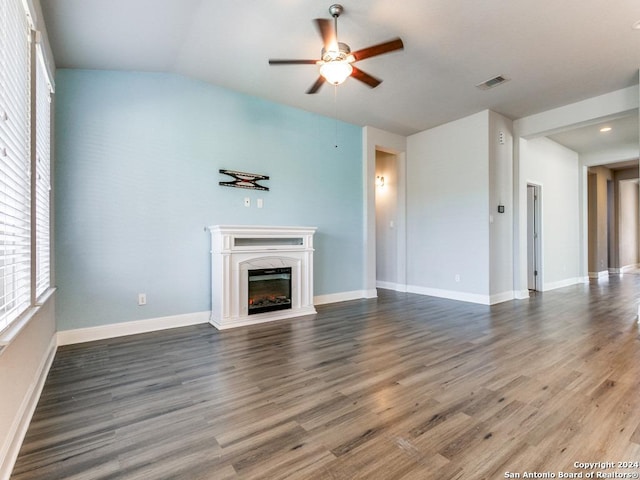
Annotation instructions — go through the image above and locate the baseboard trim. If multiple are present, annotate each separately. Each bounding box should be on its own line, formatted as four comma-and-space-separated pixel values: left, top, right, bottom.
0, 334, 57, 480
406, 284, 491, 305
314, 290, 374, 305
210, 306, 317, 330
543, 277, 583, 291
489, 291, 516, 305
376, 281, 408, 293
588, 271, 609, 279
57, 311, 210, 346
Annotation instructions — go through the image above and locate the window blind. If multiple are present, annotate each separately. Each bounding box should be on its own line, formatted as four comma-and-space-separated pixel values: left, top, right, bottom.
0, 0, 31, 331
35, 48, 51, 299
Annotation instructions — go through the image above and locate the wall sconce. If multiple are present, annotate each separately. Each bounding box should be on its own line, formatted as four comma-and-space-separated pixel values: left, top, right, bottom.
375, 175, 385, 187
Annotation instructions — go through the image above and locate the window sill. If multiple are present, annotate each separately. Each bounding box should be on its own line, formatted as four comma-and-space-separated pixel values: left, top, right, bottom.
0, 287, 56, 357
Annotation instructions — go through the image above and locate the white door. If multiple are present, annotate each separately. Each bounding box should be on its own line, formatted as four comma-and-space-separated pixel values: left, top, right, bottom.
527, 184, 541, 291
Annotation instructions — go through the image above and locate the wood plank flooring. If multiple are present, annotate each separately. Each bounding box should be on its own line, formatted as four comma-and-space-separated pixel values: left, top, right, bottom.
11, 276, 640, 479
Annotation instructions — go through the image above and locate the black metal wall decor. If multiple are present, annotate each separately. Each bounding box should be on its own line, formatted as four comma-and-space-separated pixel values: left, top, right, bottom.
219, 169, 270, 191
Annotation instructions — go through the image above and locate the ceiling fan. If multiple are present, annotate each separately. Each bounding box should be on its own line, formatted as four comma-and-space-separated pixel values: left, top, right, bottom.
268, 4, 404, 94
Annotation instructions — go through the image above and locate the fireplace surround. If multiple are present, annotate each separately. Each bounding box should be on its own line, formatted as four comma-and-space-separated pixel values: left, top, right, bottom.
208, 225, 317, 329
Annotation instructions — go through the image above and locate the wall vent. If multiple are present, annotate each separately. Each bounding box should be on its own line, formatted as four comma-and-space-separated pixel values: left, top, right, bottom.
475, 75, 510, 90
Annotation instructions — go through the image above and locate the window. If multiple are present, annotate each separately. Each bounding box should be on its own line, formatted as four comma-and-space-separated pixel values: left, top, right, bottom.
35, 46, 52, 299
0, 0, 53, 333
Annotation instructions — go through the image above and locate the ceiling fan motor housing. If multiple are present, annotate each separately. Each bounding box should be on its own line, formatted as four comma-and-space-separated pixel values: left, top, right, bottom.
321, 42, 351, 62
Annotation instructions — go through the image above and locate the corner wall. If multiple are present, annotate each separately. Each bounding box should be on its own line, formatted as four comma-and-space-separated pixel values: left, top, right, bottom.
0, 298, 57, 480
520, 137, 581, 290
406, 111, 491, 302
55, 70, 364, 331
488, 111, 514, 301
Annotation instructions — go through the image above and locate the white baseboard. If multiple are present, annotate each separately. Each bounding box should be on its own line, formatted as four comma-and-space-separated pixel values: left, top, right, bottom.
376, 281, 408, 293
543, 277, 583, 291
314, 290, 374, 305
380, 282, 514, 305
489, 291, 516, 305
57, 311, 210, 346
515, 289, 531, 299
210, 306, 317, 330
363, 288, 378, 299
406, 284, 492, 305
1, 335, 57, 480
588, 271, 609, 279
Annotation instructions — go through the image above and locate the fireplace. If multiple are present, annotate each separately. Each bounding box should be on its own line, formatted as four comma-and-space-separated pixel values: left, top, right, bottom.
208, 225, 316, 329
248, 267, 292, 315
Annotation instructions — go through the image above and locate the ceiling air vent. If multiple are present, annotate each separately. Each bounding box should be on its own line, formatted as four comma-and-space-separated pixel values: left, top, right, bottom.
476, 75, 510, 90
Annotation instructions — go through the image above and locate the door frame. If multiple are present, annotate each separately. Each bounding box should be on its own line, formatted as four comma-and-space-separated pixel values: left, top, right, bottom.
526, 183, 542, 291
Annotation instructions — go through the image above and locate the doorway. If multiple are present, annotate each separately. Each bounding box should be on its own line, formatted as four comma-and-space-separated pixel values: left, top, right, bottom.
375, 150, 399, 289
527, 184, 541, 291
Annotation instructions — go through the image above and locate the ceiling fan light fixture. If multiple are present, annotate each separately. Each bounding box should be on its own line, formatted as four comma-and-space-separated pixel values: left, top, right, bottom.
320, 60, 353, 85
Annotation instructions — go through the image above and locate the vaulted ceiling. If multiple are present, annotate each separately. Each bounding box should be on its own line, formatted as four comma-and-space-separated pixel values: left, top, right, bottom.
40, 0, 639, 155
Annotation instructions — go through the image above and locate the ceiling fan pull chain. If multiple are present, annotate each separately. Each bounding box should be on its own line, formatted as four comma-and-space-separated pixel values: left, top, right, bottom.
334, 85, 339, 148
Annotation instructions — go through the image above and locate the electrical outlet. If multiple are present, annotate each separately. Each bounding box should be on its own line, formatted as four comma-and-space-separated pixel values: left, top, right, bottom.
138, 293, 147, 306
257, 198, 263, 208
455, 274, 461, 282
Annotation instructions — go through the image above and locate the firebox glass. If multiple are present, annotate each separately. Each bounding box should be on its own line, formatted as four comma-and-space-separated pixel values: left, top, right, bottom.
248, 267, 292, 315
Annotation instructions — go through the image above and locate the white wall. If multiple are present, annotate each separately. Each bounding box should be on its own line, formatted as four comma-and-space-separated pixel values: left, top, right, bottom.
488, 111, 514, 301
521, 137, 581, 290
0, 297, 57, 480
406, 111, 491, 302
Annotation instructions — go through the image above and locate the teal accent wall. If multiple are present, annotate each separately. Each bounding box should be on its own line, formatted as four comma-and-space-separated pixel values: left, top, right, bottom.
54, 70, 363, 330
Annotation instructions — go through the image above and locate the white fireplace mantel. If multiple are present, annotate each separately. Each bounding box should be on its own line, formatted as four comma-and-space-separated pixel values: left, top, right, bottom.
208, 225, 317, 329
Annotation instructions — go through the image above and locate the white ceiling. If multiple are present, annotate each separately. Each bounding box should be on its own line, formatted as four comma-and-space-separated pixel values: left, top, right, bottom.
40, 0, 640, 149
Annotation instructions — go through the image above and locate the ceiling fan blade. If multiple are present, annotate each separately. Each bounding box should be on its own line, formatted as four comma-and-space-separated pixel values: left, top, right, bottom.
269, 59, 318, 65
351, 38, 404, 62
351, 66, 382, 88
314, 18, 337, 50
306, 76, 326, 94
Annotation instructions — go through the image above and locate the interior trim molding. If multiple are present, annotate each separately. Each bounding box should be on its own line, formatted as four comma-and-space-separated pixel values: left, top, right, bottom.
406, 284, 492, 305
587, 271, 609, 280
314, 290, 373, 305
57, 311, 210, 346
489, 291, 516, 305
543, 277, 584, 291
57, 289, 383, 346
0, 334, 57, 480
376, 281, 408, 293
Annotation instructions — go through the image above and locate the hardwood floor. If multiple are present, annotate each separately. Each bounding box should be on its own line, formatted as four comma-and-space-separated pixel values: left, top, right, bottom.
11, 276, 640, 479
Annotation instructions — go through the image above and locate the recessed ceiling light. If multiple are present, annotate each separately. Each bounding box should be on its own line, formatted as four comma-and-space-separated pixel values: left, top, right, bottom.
600, 126, 612, 132
633, 20, 640, 30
